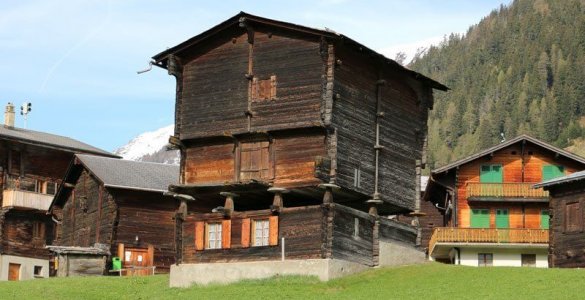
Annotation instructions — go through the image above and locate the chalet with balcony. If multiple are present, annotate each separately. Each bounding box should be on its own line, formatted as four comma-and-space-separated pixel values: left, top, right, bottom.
535, 170, 585, 268
151, 12, 448, 286
0, 103, 117, 281
425, 135, 585, 267
48, 155, 180, 276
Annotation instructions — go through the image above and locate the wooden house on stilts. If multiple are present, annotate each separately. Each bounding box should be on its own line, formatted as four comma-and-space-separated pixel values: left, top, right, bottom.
151, 12, 448, 286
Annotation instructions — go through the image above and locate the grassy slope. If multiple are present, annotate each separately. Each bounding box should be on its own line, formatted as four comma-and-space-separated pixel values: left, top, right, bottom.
1, 263, 584, 299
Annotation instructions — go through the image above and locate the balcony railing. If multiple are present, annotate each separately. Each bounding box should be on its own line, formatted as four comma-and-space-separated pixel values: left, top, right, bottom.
2, 189, 54, 210
466, 182, 548, 199
429, 227, 549, 256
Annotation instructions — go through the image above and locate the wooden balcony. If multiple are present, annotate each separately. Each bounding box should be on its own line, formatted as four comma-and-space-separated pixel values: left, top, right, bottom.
429, 227, 549, 256
2, 189, 54, 211
466, 182, 548, 201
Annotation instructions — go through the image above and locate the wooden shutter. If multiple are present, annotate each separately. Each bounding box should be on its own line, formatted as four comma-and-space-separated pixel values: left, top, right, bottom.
268, 215, 279, 246
541, 210, 550, 229
222, 219, 231, 249
241, 218, 251, 248
270, 75, 277, 99
565, 202, 581, 232
195, 221, 205, 251
240, 141, 271, 180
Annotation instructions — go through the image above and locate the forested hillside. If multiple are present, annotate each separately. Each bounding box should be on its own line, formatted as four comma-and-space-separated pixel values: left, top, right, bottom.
410, 0, 585, 169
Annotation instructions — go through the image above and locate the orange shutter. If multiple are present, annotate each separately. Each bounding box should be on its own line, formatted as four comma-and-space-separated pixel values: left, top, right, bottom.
241, 218, 251, 248
222, 219, 232, 249
269, 215, 279, 246
195, 221, 204, 251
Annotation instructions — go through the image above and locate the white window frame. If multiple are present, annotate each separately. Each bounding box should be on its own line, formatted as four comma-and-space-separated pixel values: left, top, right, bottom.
206, 222, 222, 249
253, 219, 270, 247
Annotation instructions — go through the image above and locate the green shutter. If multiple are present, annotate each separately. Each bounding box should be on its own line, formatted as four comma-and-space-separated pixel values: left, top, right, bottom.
471, 209, 490, 228
481, 164, 503, 183
541, 210, 550, 229
542, 165, 565, 181
495, 209, 509, 228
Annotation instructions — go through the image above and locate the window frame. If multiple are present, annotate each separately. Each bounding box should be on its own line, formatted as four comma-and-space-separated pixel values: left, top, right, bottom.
564, 201, 581, 233
521, 254, 536, 267
478, 253, 493, 267
252, 218, 270, 247
205, 222, 223, 250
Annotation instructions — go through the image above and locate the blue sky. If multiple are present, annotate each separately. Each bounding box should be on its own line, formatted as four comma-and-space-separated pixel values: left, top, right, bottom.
0, 0, 509, 152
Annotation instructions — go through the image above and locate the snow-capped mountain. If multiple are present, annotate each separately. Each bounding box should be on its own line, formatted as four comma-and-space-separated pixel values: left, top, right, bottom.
114, 124, 180, 165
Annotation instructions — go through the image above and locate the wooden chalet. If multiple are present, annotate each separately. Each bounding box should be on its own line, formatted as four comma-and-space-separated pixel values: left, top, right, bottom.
150, 12, 447, 285
426, 135, 585, 267
534, 170, 585, 268
0, 103, 117, 281
48, 154, 180, 276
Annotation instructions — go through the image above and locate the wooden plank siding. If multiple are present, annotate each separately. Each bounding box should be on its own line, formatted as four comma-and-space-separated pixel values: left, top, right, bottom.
453, 144, 583, 228
0, 209, 53, 259
182, 206, 323, 263
548, 182, 585, 268
182, 131, 327, 189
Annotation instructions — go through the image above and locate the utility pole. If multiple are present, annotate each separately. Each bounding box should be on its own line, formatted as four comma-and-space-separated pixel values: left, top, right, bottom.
20, 102, 32, 129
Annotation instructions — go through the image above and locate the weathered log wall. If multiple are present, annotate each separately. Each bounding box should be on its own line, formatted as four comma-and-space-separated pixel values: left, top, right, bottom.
548, 182, 585, 268
330, 204, 375, 266
179, 29, 324, 141
57, 170, 117, 247
112, 190, 178, 272
183, 131, 327, 189
182, 206, 323, 263
0, 209, 53, 259
331, 46, 426, 212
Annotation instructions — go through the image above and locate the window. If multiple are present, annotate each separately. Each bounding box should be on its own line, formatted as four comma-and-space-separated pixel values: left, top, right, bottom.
478, 253, 493, 267
565, 202, 581, 232
251, 75, 277, 101
480, 165, 503, 183
471, 209, 490, 228
206, 223, 222, 249
521, 254, 536, 267
541, 210, 550, 229
32, 221, 45, 239
542, 165, 565, 181
253, 219, 270, 247
239, 140, 272, 181
34, 266, 43, 277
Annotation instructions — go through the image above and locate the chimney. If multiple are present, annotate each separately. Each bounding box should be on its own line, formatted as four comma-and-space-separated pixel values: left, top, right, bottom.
4, 102, 15, 127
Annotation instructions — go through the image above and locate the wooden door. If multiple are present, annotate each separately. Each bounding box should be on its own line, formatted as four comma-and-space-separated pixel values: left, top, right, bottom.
123, 246, 154, 276
496, 209, 510, 242
480, 165, 503, 196
8, 263, 20, 281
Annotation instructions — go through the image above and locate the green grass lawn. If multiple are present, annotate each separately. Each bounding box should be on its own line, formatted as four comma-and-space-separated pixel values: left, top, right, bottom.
1, 262, 584, 299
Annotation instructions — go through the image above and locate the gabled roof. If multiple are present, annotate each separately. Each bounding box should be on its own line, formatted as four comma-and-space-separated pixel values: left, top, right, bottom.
152, 11, 448, 92
533, 170, 585, 189
50, 155, 179, 211
74, 154, 179, 192
0, 126, 117, 157
433, 135, 585, 174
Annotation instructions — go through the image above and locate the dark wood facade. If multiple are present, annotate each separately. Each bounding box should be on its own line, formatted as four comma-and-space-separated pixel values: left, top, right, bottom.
153, 13, 445, 266
50, 159, 180, 274
0, 120, 117, 280
538, 173, 585, 267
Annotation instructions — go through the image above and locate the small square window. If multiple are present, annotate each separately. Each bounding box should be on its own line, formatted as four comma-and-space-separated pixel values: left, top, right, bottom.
478, 253, 493, 267
252, 219, 270, 247
251, 75, 277, 101
521, 254, 536, 267
34, 266, 42, 276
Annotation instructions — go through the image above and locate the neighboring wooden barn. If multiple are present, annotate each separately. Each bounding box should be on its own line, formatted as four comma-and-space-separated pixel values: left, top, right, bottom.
426, 135, 585, 267
0, 103, 117, 281
49, 154, 180, 276
534, 170, 585, 268
151, 12, 447, 285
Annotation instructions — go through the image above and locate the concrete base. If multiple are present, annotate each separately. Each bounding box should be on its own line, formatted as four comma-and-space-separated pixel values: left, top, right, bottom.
170, 259, 370, 287
0, 255, 49, 281
379, 240, 425, 267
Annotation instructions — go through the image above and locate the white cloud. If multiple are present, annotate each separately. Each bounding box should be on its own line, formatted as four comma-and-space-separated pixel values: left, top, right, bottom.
377, 35, 445, 64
